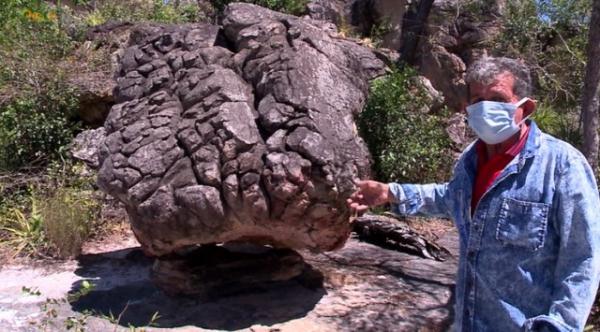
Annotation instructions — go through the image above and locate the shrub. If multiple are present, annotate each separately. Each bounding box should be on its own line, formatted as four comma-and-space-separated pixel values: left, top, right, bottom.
359, 66, 453, 183
0, 83, 80, 170
370, 17, 392, 48
492, 0, 590, 108
212, 0, 309, 16
0, 188, 99, 259
0, 1, 75, 91
0, 161, 100, 259
532, 102, 582, 148
0, 1, 82, 171
39, 187, 100, 258
491, 0, 590, 148
84, 0, 200, 25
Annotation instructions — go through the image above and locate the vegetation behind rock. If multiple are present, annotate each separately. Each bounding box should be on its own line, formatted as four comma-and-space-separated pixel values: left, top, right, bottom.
491, 0, 592, 149
359, 66, 453, 184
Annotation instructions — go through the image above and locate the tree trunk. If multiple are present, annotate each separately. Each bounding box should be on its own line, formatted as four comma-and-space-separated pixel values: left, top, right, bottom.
582, 0, 600, 172
398, 0, 435, 65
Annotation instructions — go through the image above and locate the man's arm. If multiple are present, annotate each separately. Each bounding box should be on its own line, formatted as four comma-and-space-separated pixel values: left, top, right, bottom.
347, 180, 452, 219
524, 155, 600, 332
388, 182, 452, 219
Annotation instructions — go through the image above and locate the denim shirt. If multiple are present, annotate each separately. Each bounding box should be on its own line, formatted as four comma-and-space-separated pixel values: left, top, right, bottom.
388, 121, 600, 332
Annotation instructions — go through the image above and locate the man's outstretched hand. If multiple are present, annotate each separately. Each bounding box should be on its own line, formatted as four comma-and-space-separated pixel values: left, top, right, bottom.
346, 180, 392, 214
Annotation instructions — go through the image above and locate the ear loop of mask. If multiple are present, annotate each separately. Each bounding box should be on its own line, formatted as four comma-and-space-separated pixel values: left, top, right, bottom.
514, 97, 533, 126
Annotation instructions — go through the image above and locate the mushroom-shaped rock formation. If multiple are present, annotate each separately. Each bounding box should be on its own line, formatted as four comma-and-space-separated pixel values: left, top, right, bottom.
97, 3, 386, 256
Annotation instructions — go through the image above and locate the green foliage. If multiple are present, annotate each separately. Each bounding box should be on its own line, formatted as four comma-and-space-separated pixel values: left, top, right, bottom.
0, 1, 72, 47
67, 280, 96, 303
480, 0, 591, 153
0, 1, 75, 89
0, 1, 81, 171
532, 102, 582, 147
0, 196, 46, 258
370, 17, 392, 48
22, 286, 42, 296
0, 84, 80, 170
212, 0, 309, 16
84, 0, 199, 26
359, 66, 453, 183
493, 0, 590, 107
491, 0, 591, 150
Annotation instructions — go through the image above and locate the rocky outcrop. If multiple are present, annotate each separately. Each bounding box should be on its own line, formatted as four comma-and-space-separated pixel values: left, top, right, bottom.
306, 0, 408, 50
306, 0, 348, 25
305, 0, 505, 112
0, 219, 458, 332
96, 3, 386, 256
416, 0, 506, 111
69, 72, 116, 127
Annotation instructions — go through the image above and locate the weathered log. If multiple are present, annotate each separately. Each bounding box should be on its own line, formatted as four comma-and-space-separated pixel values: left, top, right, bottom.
352, 213, 451, 261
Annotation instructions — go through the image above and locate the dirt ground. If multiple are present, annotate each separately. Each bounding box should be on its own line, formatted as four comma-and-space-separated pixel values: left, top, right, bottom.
0, 218, 458, 332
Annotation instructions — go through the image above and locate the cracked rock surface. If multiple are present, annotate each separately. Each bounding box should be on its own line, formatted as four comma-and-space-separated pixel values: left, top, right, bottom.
97, 3, 386, 256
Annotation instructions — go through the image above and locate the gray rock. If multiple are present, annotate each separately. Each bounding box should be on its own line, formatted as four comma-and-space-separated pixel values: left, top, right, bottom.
306, 0, 348, 25
416, 0, 505, 111
97, 4, 386, 257
70, 127, 107, 169
151, 245, 308, 297
305, 0, 505, 112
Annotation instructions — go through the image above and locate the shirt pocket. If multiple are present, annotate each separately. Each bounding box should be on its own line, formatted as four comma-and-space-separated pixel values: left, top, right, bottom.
495, 197, 550, 251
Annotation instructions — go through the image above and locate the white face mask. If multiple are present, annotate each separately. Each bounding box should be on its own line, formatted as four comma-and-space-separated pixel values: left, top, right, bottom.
466, 97, 531, 145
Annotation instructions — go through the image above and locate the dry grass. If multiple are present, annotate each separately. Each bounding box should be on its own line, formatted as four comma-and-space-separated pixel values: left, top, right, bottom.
38, 188, 100, 259
0, 171, 101, 260
403, 216, 455, 242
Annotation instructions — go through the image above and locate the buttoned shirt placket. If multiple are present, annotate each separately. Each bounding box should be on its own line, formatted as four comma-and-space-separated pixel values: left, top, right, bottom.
461, 154, 525, 331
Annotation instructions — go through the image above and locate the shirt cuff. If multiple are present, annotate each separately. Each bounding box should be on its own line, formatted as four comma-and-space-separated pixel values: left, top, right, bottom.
388, 183, 421, 215
523, 315, 574, 332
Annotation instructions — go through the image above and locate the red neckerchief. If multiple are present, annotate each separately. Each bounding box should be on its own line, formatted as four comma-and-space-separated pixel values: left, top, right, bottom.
471, 125, 531, 215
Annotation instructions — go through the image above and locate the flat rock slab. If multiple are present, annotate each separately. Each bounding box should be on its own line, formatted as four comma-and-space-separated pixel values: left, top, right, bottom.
0, 226, 458, 332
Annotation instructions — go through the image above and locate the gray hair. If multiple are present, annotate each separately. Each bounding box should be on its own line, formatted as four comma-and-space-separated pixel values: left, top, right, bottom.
465, 57, 532, 98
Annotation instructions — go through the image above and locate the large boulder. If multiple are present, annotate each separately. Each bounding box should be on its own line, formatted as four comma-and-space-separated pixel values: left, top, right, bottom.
97, 3, 386, 256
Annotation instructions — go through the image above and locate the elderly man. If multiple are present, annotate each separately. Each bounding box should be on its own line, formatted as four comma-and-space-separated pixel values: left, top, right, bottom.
347, 56, 600, 331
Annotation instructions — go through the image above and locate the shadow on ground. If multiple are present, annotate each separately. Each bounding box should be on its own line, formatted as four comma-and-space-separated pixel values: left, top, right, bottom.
69, 248, 326, 330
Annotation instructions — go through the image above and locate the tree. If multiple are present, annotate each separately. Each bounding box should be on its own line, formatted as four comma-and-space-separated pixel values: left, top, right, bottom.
399, 0, 435, 65
582, 0, 600, 172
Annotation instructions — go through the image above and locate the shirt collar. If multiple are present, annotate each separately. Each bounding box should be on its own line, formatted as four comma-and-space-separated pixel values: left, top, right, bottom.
520, 119, 542, 159
462, 120, 542, 179
475, 123, 532, 164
